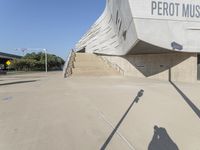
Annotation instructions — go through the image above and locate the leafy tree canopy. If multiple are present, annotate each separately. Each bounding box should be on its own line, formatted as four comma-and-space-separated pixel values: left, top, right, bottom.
10, 52, 65, 71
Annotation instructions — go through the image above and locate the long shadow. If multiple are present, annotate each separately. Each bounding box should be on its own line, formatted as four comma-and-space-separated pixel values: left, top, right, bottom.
170, 81, 200, 119
169, 69, 200, 119
198, 64, 200, 80
100, 89, 144, 150
0, 80, 38, 86
148, 125, 179, 150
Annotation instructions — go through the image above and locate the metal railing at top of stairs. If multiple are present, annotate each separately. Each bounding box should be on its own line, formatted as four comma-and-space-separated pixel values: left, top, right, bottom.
63, 49, 76, 78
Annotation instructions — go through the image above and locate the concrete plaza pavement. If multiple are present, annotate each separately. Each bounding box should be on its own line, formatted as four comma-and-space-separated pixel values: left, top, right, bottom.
0, 72, 200, 150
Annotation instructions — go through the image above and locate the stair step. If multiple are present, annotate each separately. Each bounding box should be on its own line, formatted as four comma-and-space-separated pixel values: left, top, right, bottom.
73, 71, 119, 76
73, 68, 113, 72
75, 53, 98, 59
71, 53, 120, 76
75, 59, 104, 64
74, 66, 109, 70
74, 62, 108, 68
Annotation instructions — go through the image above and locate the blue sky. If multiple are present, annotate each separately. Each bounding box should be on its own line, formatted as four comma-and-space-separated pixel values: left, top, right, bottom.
0, 0, 105, 59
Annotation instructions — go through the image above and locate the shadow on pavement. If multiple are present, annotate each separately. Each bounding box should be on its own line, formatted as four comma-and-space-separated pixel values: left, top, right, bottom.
170, 81, 200, 119
0, 80, 38, 86
169, 68, 200, 119
148, 125, 179, 150
100, 89, 144, 150
198, 65, 200, 80
169, 81, 200, 119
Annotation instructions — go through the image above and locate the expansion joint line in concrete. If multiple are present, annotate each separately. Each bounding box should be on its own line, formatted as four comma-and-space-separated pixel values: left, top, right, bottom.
97, 111, 136, 150
90, 103, 136, 149
87, 91, 143, 150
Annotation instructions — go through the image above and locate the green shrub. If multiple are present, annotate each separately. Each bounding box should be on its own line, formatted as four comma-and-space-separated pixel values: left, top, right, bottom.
10, 52, 64, 71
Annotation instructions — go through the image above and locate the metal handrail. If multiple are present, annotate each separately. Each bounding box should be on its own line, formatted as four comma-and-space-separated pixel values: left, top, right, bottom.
100, 56, 124, 75
63, 49, 76, 78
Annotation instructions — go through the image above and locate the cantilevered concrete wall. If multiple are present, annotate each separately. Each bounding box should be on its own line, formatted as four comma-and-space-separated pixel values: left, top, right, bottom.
76, 0, 200, 55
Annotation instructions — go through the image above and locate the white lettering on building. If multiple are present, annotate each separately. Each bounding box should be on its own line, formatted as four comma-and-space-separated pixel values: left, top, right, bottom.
151, 1, 200, 18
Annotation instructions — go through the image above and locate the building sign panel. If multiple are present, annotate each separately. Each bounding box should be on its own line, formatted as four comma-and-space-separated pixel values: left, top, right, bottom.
131, 0, 200, 21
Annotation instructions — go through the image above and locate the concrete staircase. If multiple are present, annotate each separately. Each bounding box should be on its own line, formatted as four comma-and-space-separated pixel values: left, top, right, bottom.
72, 53, 120, 76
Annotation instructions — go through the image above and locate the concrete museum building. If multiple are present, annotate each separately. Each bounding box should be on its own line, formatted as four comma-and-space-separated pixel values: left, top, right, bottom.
73, 0, 200, 82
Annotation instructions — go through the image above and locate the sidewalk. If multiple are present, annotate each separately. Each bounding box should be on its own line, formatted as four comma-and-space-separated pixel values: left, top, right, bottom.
0, 72, 199, 150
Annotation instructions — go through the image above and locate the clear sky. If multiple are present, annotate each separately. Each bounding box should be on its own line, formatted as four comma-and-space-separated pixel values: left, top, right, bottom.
0, 0, 105, 59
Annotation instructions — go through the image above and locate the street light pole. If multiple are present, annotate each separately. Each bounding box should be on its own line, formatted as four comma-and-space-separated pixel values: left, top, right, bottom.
43, 49, 48, 73
15, 48, 48, 73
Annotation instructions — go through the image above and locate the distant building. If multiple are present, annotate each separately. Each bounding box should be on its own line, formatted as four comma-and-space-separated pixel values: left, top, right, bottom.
0, 52, 22, 70
75, 0, 200, 82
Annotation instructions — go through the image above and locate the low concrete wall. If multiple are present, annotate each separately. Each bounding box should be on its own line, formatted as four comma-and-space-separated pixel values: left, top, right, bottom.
102, 53, 197, 82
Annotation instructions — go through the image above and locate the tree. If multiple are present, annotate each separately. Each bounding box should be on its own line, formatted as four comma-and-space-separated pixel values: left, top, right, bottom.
10, 52, 65, 71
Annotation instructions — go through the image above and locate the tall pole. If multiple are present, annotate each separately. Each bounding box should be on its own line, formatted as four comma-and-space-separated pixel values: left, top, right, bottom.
44, 49, 48, 73
15, 48, 48, 72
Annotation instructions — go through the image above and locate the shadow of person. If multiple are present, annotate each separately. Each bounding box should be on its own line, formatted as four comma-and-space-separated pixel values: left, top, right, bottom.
148, 126, 179, 150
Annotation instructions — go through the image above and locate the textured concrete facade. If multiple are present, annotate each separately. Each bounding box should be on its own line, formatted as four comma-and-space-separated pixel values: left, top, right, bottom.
102, 53, 197, 82
74, 0, 200, 82
76, 0, 200, 55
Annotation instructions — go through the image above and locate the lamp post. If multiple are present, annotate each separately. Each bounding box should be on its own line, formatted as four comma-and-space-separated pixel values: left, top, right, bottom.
15, 48, 48, 73
43, 49, 48, 73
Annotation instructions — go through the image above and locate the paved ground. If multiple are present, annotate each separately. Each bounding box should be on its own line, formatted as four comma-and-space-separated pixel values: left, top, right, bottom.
0, 72, 200, 150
